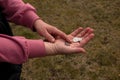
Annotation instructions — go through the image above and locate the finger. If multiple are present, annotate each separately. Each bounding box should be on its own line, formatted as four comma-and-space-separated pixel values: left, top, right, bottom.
80, 33, 94, 47
77, 27, 91, 37
53, 28, 71, 42
68, 47, 86, 54
82, 28, 94, 39
43, 31, 55, 42
37, 27, 55, 42
70, 27, 83, 36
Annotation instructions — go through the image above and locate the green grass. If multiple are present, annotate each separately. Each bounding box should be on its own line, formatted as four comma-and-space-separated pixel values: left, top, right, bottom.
11, 0, 120, 80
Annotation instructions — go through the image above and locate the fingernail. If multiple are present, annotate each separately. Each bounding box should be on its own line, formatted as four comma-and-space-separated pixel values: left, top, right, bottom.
52, 39, 55, 42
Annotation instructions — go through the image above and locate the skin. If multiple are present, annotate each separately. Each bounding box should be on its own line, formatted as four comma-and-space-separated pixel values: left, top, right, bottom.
34, 19, 71, 43
34, 19, 94, 56
44, 27, 94, 56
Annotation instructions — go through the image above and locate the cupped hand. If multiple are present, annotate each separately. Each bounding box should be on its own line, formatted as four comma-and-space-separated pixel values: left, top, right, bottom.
45, 27, 94, 55
68, 27, 94, 47
34, 19, 70, 43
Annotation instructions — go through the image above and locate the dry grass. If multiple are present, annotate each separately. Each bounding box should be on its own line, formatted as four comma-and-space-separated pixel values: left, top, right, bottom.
11, 0, 120, 80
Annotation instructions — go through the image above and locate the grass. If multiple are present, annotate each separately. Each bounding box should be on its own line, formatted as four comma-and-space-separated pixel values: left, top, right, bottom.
11, 0, 120, 80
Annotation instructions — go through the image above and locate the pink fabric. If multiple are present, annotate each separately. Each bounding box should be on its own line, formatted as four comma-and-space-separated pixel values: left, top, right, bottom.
0, 34, 46, 64
0, 0, 46, 64
0, 0, 40, 30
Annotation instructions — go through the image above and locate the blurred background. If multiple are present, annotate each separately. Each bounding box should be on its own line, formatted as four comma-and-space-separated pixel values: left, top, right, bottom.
11, 0, 120, 80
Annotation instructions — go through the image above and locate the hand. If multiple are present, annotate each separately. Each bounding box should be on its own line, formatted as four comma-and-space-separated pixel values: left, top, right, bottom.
68, 27, 94, 47
44, 27, 94, 55
34, 19, 70, 42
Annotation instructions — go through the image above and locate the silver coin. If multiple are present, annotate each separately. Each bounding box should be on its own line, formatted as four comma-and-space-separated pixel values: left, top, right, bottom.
73, 37, 82, 42
65, 42, 70, 46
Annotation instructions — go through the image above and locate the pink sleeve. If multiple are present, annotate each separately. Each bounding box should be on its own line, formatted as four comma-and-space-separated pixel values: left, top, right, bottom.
0, 34, 46, 64
0, 0, 40, 30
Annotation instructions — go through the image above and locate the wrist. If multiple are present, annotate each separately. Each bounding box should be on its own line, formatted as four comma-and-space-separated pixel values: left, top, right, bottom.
44, 42, 57, 56
34, 19, 45, 30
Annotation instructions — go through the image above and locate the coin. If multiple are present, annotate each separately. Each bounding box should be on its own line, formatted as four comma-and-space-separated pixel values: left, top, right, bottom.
73, 37, 82, 42
65, 42, 70, 46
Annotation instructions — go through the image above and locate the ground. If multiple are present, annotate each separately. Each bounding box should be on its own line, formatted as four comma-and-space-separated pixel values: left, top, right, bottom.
11, 0, 120, 80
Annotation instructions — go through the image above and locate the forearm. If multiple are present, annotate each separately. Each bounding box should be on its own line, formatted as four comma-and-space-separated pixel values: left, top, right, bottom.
0, 34, 46, 64
0, 0, 40, 30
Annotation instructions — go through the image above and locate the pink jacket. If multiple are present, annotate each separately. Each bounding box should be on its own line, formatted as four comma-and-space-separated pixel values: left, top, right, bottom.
0, 0, 46, 64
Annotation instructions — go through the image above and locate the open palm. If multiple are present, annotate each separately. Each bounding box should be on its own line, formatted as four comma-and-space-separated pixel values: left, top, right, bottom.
54, 27, 94, 54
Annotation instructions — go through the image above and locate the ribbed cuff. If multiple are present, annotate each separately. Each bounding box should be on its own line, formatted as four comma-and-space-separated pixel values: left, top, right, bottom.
28, 40, 46, 58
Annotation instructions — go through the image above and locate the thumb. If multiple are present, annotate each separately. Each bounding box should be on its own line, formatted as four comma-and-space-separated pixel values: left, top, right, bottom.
69, 48, 86, 54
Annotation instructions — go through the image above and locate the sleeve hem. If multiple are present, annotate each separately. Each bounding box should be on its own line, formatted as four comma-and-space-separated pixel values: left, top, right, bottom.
28, 40, 46, 58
